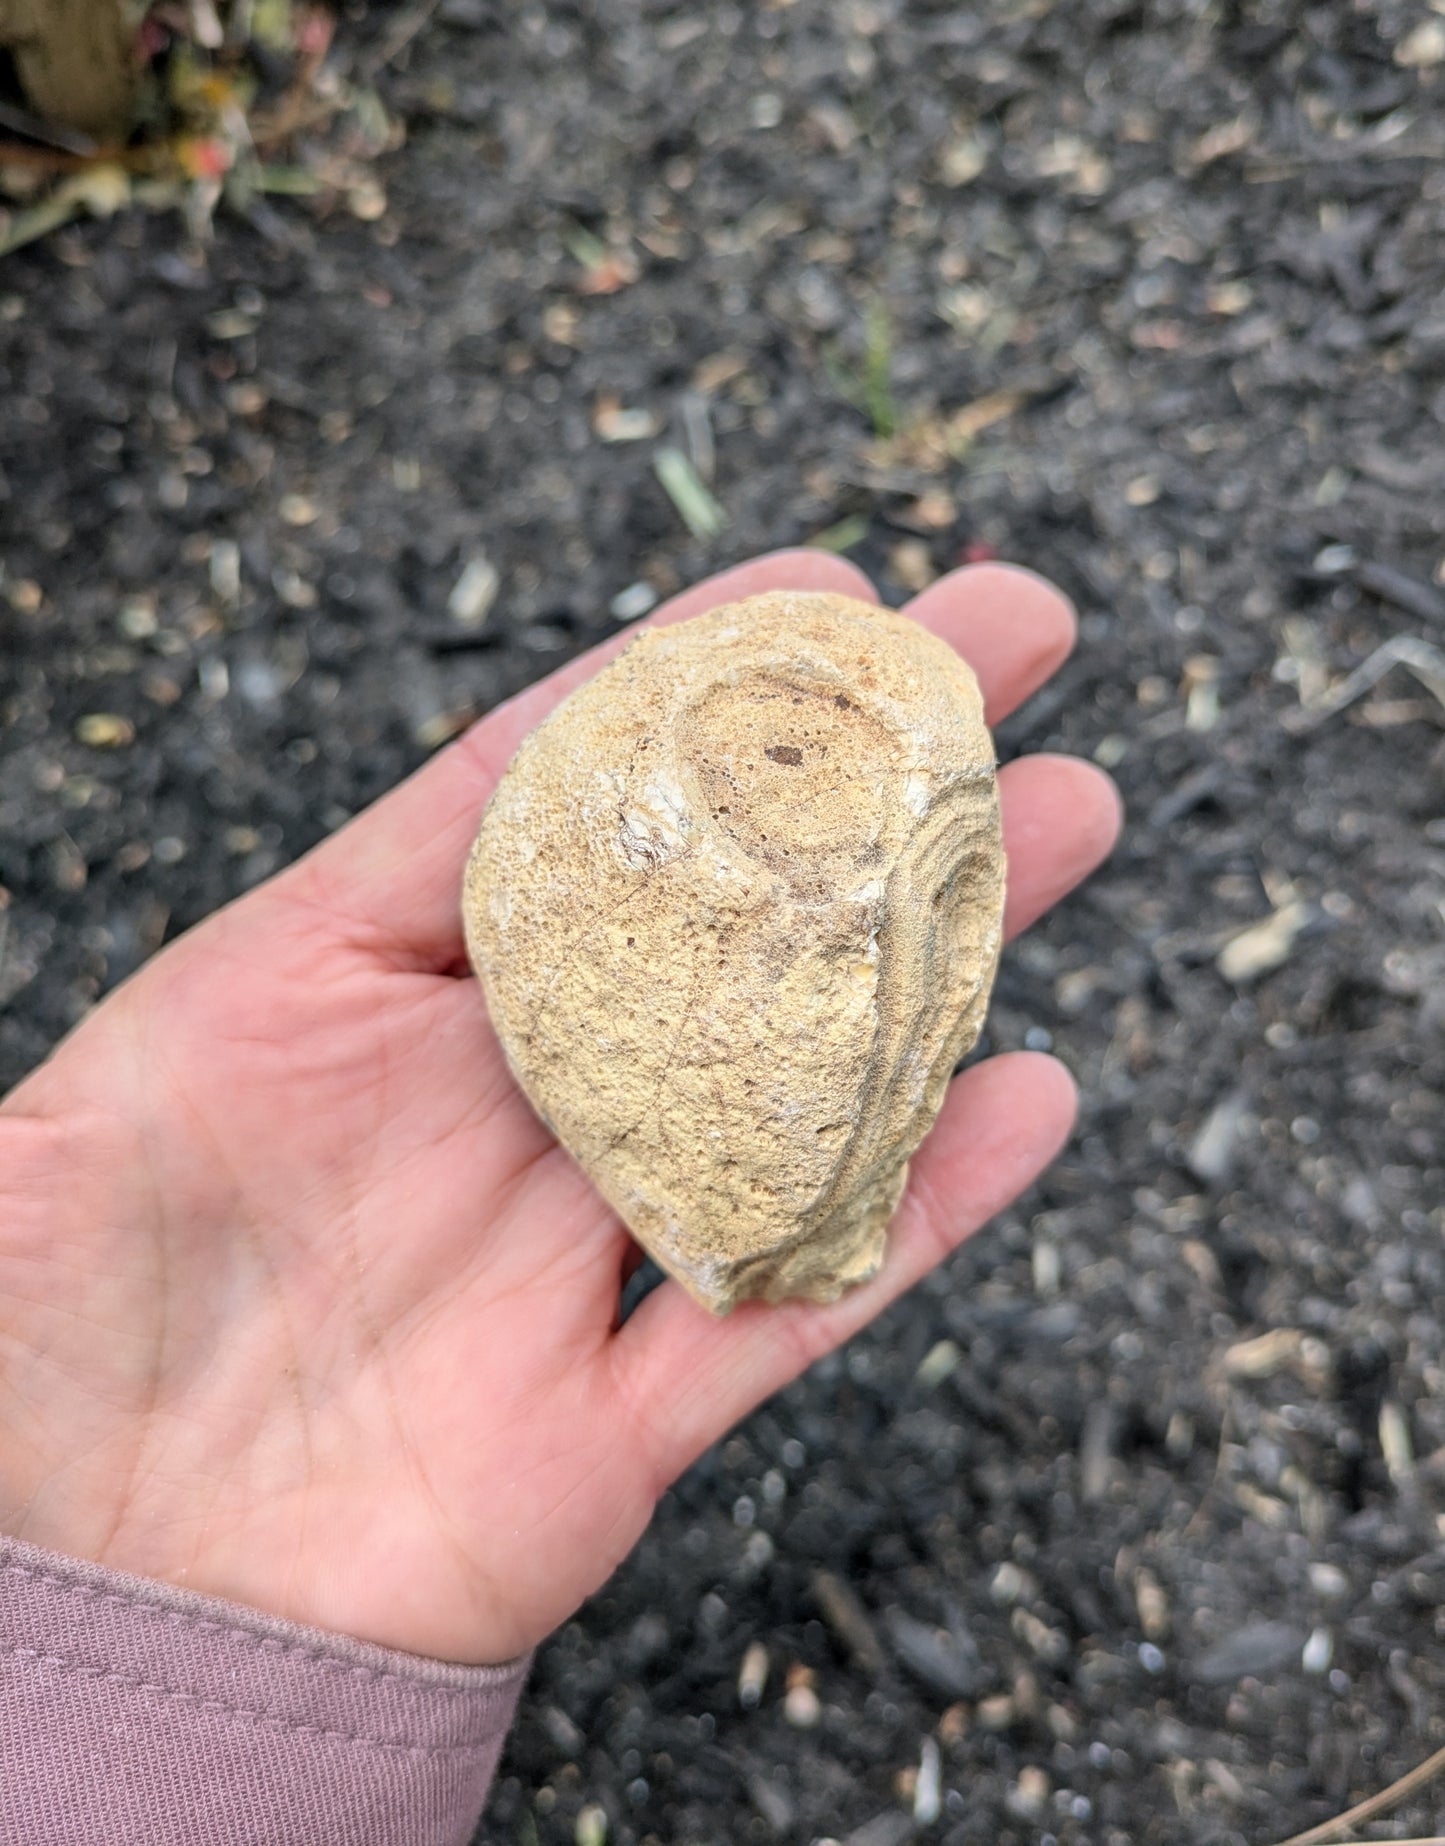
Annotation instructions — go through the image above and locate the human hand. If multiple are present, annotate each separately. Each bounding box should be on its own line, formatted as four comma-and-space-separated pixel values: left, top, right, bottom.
0, 552, 1119, 1664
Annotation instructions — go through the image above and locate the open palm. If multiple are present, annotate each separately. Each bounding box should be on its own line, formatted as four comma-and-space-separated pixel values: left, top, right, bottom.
0, 553, 1119, 1665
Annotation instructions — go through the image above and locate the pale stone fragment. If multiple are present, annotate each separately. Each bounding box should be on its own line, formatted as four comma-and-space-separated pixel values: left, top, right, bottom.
463, 591, 1005, 1313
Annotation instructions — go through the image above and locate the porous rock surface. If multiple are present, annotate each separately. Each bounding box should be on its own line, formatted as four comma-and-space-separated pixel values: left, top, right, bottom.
463, 591, 1005, 1313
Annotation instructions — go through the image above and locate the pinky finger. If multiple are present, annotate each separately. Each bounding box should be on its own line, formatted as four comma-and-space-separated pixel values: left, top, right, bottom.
610, 1051, 1077, 1493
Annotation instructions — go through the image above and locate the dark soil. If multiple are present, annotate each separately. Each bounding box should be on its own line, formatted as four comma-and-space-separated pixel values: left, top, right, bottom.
5, 3, 1445, 1843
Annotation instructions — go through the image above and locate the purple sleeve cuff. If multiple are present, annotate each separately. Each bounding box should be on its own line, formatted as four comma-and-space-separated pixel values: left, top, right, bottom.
0, 1536, 529, 1846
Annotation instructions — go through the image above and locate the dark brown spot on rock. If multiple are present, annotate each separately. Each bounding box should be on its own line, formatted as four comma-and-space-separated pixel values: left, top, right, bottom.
766, 744, 803, 766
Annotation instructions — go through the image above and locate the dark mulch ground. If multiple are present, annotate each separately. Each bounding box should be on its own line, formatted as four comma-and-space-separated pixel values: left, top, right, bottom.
5, 3, 1445, 1842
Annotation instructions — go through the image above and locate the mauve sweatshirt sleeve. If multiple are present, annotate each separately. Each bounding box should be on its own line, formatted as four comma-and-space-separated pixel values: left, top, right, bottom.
0, 1536, 529, 1846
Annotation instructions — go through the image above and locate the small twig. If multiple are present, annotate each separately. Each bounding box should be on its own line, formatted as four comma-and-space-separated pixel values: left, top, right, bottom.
1286, 636, 1445, 733
1270, 1742, 1445, 1846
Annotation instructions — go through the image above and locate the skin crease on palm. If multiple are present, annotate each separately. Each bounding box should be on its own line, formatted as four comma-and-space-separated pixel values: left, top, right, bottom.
0, 553, 1120, 1666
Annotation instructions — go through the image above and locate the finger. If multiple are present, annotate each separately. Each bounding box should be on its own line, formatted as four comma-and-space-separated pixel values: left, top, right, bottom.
1000, 755, 1122, 940
609, 1052, 1077, 1491
279, 550, 876, 964
901, 563, 1076, 727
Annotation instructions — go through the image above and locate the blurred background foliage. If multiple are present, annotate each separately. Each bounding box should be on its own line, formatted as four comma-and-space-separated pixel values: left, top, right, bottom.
0, 0, 404, 255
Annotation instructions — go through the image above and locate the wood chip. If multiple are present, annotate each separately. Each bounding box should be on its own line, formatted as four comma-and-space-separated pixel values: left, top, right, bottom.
1183, 654, 1220, 731
1008, 1765, 1050, 1817
6, 577, 43, 614
737, 1639, 769, 1709
575, 1805, 608, 1846
278, 492, 318, 527
593, 397, 661, 442
948, 389, 1024, 444
1185, 113, 1256, 168
1136, 1568, 1170, 1641
1188, 1088, 1249, 1184
692, 351, 751, 394
1217, 901, 1309, 983
75, 712, 135, 748
1380, 1400, 1415, 1487
447, 553, 500, 627
913, 1737, 942, 1824
889, 538, 936, 592
811, 1570, 887, 1676
915, 1338, 961, 1390
1395, 18, 1445, 66
1223, 1328, 1305, 1379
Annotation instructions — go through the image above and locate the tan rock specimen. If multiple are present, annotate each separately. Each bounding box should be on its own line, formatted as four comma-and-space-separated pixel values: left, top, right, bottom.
463, 591, 1005, 1313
